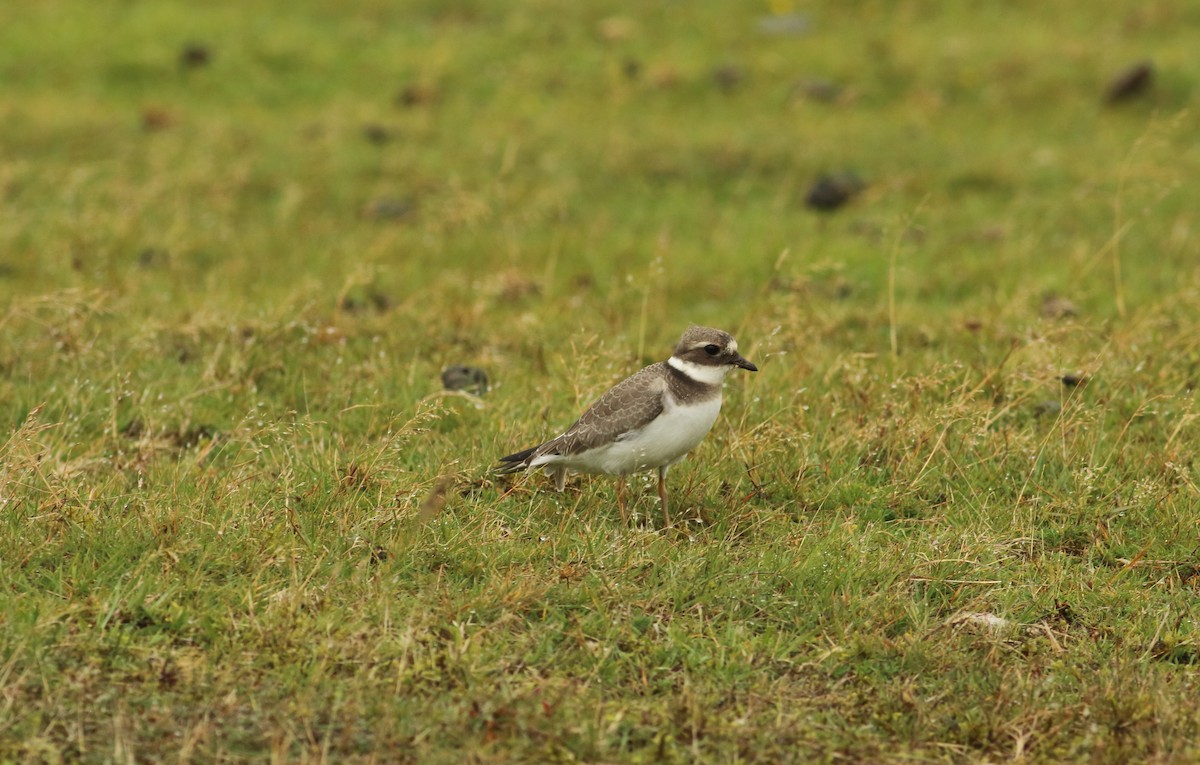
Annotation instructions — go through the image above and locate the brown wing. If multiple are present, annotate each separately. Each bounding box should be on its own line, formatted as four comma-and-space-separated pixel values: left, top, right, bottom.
536, 363, 667, 458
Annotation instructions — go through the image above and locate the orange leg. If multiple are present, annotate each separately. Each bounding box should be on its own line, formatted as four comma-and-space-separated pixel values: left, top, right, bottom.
616, 476, 628, 524
657, 467, 671, 527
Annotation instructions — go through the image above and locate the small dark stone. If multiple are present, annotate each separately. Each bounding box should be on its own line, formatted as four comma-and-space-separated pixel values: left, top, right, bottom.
141, 107, 174, 132
1060, 374, 1087, 388
137, 248, 168, 269
1105, 60, 1154, 104
712, 64, 745, 92
337, 289, 391, 314
396, 83, 438, 108
361, 124, 392, 145
793, 77, 842, 103
442, 365, 489, 395
805, 172, 866, 212
180, 43, 211, 69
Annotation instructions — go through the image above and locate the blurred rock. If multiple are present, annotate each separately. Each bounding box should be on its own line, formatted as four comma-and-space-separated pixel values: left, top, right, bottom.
141, 106, 174, 131
361, 123, 392, 145
622, 57, 642, 81
396, 83, 438, 108
442, 365, 489, 395
1105, 60, 1154, 104
793, 77, 842, 103
337, 289, 391, 314
805, 172, 866, 211
711, 64, 745, 92
180, 43, 211, 69
137, 248, 169, 269
1040, 294, 1078, 319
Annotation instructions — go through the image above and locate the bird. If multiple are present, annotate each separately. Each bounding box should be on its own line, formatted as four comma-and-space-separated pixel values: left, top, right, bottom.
497, 326, 757, 525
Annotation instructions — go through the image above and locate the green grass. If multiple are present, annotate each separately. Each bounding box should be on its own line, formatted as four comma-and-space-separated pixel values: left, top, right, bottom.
2, 0, 1200, 762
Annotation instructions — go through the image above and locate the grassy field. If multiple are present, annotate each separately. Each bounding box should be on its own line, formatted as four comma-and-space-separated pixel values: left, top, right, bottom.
2, 0, 1200, 762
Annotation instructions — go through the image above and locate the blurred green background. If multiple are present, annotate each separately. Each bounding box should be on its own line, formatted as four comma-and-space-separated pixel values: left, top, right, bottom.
2, 2, 1199, 762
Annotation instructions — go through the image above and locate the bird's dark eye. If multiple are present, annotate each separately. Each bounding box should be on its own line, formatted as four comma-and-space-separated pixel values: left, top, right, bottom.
704, 344, 721, 356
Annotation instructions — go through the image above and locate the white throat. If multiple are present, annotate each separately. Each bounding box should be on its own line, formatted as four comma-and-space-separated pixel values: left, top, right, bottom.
667, 356, 730, 385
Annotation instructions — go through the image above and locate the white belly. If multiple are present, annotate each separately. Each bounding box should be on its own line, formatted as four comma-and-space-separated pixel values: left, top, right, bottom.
562, 395, 723, 476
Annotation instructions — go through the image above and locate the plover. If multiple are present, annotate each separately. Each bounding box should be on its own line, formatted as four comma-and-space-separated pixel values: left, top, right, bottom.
497, 326, 757, 525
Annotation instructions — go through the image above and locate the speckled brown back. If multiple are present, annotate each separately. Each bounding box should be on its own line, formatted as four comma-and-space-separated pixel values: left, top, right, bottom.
535, 362, 672, 457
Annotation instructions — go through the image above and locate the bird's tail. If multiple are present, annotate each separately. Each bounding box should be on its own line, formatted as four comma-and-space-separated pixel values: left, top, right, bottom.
495, 445, 538, 475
